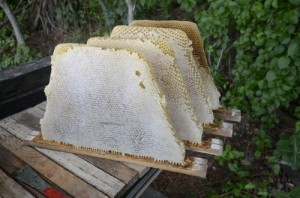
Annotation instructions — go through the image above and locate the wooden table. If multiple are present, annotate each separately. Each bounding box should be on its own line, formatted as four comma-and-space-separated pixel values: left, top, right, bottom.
0, 102, 159, 198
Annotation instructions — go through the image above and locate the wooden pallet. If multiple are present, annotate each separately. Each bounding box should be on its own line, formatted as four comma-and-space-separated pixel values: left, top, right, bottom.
25, 132, 208, 178
213, 108, 241, 123
10, 102, 242, 178
0, 111, 153, 197
185, 138, 223, 156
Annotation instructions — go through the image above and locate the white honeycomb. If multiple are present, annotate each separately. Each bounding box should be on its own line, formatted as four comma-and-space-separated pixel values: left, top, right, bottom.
87, 37, 203, 144
111, 26, 214, 123
129, 20, 221, 109
40, 44, 186, 164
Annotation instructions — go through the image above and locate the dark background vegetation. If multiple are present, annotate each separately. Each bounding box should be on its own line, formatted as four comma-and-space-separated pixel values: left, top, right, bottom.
1, 0, 300, 197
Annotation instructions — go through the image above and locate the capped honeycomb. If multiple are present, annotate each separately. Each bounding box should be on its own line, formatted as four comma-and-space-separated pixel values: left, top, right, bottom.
87, 37, 203, 144
129, 20, 221, 109
111, 26, 214, 123
41, 44, 186, 164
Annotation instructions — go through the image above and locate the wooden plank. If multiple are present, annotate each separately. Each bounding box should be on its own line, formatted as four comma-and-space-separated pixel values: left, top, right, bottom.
12, 111, 41, 132
26, 132, 208, 178
0, 117, 36, 140
0, 117, 125, 198
78, 155, 139, 186
204, 121, 233, 137
0, 127, 107, 197
185, 138, 223, 156
123, 163, 150, 178
213, 108, 241, 122
0, 144, 25, 174
36, 101, 46, 111
0, 168, 34, 198
0, 87, 46, 120
0, 57, 50, 101
27, 107, 45, 120
0, 145, 50, 198
13, 110, 139, 194
37, 148, 125, 197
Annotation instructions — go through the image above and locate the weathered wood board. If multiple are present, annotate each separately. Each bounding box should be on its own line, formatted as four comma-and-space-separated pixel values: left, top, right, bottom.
26, 132, 208, 178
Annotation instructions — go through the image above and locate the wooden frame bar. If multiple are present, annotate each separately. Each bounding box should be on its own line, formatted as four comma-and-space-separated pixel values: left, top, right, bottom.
25, 132, 208, 178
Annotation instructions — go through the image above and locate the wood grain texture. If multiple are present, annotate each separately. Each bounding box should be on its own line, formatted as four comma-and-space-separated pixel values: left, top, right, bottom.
14, 108, 141, 194
2, 116, 126, 197
185, 138, 223, 156
0, 168, 34, 198
213, 108, 241, 122
0, 144, 52, 198
0, 127, 107, 198
37, 148, 125, 197
26, 133, 207, 178
0, 144, 25, 174
123, 163, 150, 178
25, 104, 153, 181
78, 155, 139, 186
204, 122, 233, 137
36, 101, 46, 111
0, 57, 50, 101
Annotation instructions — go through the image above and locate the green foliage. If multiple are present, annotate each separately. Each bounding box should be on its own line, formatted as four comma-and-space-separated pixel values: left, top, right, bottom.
274, 186, 300, 198
214, 145, 273, 197
274, 121, 300, 170
0, 3, 40, 70
195, 0, 300, 128
252, 130, 272, 158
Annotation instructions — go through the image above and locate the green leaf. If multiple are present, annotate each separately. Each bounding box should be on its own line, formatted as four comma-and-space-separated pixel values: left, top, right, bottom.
244, 182, 256, 190
290, 134, 300, 169
288, 43, 298, 57
271, 0, 278, 8
266, 70, 276, 81
274, 189, 290, 198
274, 45, 285, 54
278, 57, 291, 69
228, 163, 238, 172
290, 187, 300, 197
255, 150, 262, 158
289, 0, 300, 5
273, 164, 281, 175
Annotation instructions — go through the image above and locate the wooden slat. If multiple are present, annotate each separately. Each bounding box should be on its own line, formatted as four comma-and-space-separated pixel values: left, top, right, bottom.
36, 101, 46, 111
37, 148, 125, 198
185, 138, 223, 156
204, 121, 233, 137
27, 107, 45, 119
78, 155, 139, 186
213, 108, 241, 122
0, 117, 125, 198
26, 132, 207, 178
0, 168, 34, 198
0, 126, 107, 197
0, 145, 46, 198
0, 144, 25, 174
14, 108, 141, 191
123, 163, 150, 178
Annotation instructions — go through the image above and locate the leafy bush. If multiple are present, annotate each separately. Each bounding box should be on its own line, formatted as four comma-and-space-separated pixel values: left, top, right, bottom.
195, 0, 300, 127
274, 122, 300, 169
